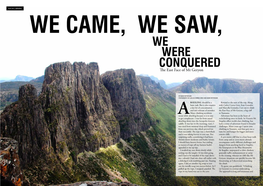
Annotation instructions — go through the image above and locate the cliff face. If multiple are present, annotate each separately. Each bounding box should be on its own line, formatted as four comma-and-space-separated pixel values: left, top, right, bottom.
102, 69, 150, 139
0, 62, 157, 184
1, 62, 120, 168
1, 84, 50, 167
0, 62, 153, 174
41, 62, 120, 156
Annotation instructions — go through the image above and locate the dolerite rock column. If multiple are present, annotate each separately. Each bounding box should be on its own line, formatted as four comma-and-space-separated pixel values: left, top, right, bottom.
102, 69, 149, 139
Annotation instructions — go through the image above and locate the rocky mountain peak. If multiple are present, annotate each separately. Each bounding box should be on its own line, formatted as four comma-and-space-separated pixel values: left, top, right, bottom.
0, 62, 154, 182
18, 84, 37, 100
102, 69, 151, 139
88, 62, 99, 71
1, 62, 121, 168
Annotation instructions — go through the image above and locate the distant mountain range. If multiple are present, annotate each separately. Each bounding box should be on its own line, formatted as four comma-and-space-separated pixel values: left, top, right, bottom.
139, 74, 181, 89
0, 75, 37, 83
171, 77, 260, 93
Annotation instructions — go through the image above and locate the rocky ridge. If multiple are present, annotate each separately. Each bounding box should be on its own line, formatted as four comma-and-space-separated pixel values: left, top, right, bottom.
137, 76, 175, 105
0, 62, 153, 184
102, 70, 151, 139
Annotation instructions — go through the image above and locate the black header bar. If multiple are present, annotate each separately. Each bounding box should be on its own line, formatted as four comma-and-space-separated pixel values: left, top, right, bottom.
6, 6, 24, 11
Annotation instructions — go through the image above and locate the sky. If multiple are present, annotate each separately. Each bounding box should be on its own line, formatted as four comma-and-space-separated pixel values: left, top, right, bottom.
1, 1, 263, 84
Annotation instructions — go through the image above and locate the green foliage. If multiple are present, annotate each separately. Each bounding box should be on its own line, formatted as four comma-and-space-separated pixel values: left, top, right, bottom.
122, 128, 176, 186
114, 178, 122, 182
150, 101, 175, 140
96, 146, 147, 186
76, 151, 112, 182
47, 170, 70, 184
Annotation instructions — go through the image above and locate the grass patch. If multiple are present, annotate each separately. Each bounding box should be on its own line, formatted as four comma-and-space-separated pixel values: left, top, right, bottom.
150, 100, 175, 140
96, 145, 147, 186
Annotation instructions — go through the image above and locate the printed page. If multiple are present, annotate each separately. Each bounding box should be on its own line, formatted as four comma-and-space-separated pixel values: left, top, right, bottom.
176, 93, 260, 176
0, 1, 262, 185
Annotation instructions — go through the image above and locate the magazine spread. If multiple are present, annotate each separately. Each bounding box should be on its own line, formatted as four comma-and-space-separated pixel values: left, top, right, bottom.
0, 1, 262, 186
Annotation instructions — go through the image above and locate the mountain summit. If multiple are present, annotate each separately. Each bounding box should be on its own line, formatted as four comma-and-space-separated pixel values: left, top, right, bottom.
0, 62, 155, 184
